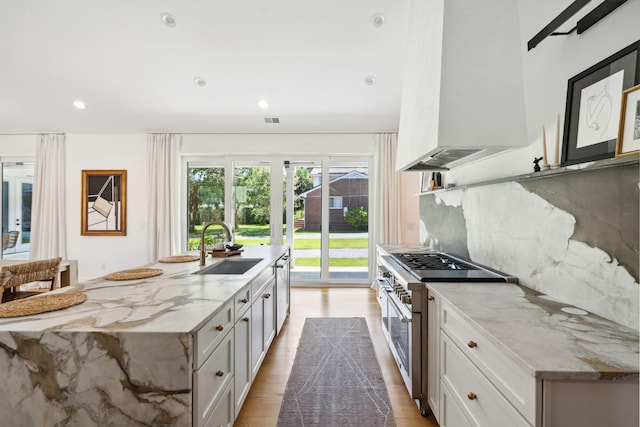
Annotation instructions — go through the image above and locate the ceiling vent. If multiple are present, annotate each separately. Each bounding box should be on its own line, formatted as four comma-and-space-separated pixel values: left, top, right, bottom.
264, 117, 280, 124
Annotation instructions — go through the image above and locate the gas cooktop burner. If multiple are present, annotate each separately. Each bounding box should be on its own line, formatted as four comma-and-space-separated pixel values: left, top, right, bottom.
393, 253, 477, 271
388, 252, 511, 283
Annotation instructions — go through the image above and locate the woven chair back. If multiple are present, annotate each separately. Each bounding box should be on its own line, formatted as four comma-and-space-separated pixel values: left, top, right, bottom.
0, 258, 62, 303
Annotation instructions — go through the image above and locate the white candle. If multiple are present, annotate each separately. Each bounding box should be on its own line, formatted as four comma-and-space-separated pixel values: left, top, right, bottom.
554, 114, 560, 165
542, 126, 548, 165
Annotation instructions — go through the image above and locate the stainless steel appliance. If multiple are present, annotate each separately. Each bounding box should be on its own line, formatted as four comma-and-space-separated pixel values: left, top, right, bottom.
376, 249, 516, 416
274, 251, 291, 335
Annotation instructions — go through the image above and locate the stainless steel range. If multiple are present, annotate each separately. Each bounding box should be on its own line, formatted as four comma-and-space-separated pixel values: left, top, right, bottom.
376, 248, 516, 416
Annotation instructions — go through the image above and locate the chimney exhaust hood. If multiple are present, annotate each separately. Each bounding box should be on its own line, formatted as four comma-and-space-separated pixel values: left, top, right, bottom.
396, 0, 528, 172
402, 147, 507, 171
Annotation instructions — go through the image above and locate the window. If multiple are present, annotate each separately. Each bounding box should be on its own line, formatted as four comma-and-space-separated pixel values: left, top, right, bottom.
329, 196, 343, 209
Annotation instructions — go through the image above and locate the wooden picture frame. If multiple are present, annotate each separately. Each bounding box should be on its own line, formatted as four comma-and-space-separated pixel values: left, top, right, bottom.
561, 41, 640, 166
81, 170, 127, 236
616, 84, 640, 157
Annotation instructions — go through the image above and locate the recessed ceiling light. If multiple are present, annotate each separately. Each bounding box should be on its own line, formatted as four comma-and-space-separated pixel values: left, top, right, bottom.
371, 13, 385, 27
193, 77, 207, 88
161, 13, 177, 27
258, 99, 269, 109
364, 76, 376, 86
73, 100, 86, 110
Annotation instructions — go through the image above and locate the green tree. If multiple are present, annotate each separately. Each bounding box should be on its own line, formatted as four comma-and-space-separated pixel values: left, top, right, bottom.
188, 167, 225, 232
294, 167, 313, 212
234, 167, 271, 225
345, 206, 368, 230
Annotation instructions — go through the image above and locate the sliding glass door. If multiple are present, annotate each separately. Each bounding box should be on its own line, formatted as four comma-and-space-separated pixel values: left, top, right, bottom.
2, 162, 33, 259
185, 155, 372, 284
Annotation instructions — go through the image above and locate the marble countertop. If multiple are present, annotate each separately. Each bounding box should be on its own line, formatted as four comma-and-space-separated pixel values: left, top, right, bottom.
429, 282, 639, 381
0, 245, 288, 334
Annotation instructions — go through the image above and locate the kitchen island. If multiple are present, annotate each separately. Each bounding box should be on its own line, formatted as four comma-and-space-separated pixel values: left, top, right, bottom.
0, 245, 288, 427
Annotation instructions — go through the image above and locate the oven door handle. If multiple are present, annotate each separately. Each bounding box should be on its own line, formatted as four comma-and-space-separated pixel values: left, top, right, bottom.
386, 290, 412, 323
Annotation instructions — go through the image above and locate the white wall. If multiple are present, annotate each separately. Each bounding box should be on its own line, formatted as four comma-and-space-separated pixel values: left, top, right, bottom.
447, 0, 640, 186
65, 134, 149, 281
181, 133, 376, 155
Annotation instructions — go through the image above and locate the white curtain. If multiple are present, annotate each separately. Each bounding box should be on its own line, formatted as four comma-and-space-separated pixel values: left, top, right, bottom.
146, 133, 182, 261
30, 134, 67, 259
374, 133, 402, 245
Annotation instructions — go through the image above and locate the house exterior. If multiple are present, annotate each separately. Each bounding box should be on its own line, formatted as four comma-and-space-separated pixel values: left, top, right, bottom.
299, 170, 368, 231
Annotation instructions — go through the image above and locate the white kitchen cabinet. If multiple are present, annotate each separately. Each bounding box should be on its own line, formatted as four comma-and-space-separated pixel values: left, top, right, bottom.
441, 301, 537, 424
251, 279, 276, 381
432, 288, 639, 427
441, 333, 531, 427
193, 330, 234, 427
234, 311, 251, 417
440, 381, 473, 427
203, 379, 234, 427
426, 289, 441, 421
194, 299, 234, 369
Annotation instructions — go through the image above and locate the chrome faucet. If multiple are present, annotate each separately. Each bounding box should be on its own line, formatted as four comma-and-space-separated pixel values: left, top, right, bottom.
199, 221, 233, 266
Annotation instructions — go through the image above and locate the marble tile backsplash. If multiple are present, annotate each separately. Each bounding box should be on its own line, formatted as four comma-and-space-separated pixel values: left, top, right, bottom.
419, 163, 639, 331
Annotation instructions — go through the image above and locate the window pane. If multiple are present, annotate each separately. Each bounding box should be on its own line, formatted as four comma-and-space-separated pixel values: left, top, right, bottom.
233, 163, 271, 247
187, 165, 225, 250
328, 162, 369, 280
286, 161, 321, 281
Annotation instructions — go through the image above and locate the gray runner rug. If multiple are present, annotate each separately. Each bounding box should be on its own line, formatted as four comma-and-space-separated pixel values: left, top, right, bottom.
277, 317, 396, 427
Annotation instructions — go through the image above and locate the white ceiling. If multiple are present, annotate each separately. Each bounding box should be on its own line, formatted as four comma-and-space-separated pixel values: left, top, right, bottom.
0, 1, 410, 134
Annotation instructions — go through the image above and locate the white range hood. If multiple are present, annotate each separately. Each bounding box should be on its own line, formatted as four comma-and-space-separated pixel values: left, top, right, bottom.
396, 0, 528, 172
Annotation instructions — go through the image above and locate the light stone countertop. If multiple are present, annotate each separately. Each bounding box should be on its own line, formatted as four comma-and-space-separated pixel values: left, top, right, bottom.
0, 245, 288, 334
429, 282, 639, 381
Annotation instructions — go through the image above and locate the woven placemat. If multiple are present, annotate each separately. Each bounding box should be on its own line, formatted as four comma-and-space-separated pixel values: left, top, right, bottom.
0, 292, 88, 318
159, 255, 200, 263
104, 268, 163, 281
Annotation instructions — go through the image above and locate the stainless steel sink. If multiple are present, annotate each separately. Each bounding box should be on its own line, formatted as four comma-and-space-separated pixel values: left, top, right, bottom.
194, 258, 263, 275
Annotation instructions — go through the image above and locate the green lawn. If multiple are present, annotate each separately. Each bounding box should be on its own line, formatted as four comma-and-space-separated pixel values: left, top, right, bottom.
294, 258, 368, 267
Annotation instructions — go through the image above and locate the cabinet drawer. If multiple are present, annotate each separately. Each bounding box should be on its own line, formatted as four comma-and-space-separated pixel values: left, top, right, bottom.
441, 302, 536, 423
194, 300, 233, 369
194, 331, 234, 427
234, 285, 251, 318
440, 381, 473, 427
203, 378, 234, 427
251, 267, 274, 300
442, 333, 530, 427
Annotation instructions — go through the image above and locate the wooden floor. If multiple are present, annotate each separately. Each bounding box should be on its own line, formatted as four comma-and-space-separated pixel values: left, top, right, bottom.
235, 287, 440, 427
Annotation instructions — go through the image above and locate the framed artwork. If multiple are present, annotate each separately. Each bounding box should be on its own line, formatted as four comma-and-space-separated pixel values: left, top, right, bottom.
616, 84, 640, 156
81, 170, 127, 236
561, 41, 640, 166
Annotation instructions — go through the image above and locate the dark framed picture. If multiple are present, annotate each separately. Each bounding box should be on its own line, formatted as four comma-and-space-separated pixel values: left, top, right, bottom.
616, 84, 640, 156
562, 41, 640, 166
81, 170, 127, 236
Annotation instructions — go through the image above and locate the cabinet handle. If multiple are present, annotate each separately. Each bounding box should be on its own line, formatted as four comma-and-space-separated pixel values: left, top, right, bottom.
215, 370, 224, 377
215, 325, 224, 332
263, 293, 271, 299
467, 340, 477, 348
240, 298, 248, 304
427, 295, 435, 301
242, 317, 249, 322
467, 392, 477, 400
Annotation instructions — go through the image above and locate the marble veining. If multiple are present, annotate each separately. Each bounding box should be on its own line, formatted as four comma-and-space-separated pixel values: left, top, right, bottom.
421, 181, 639, 331
428, 282, 639, 381
0, 245, 288, 427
